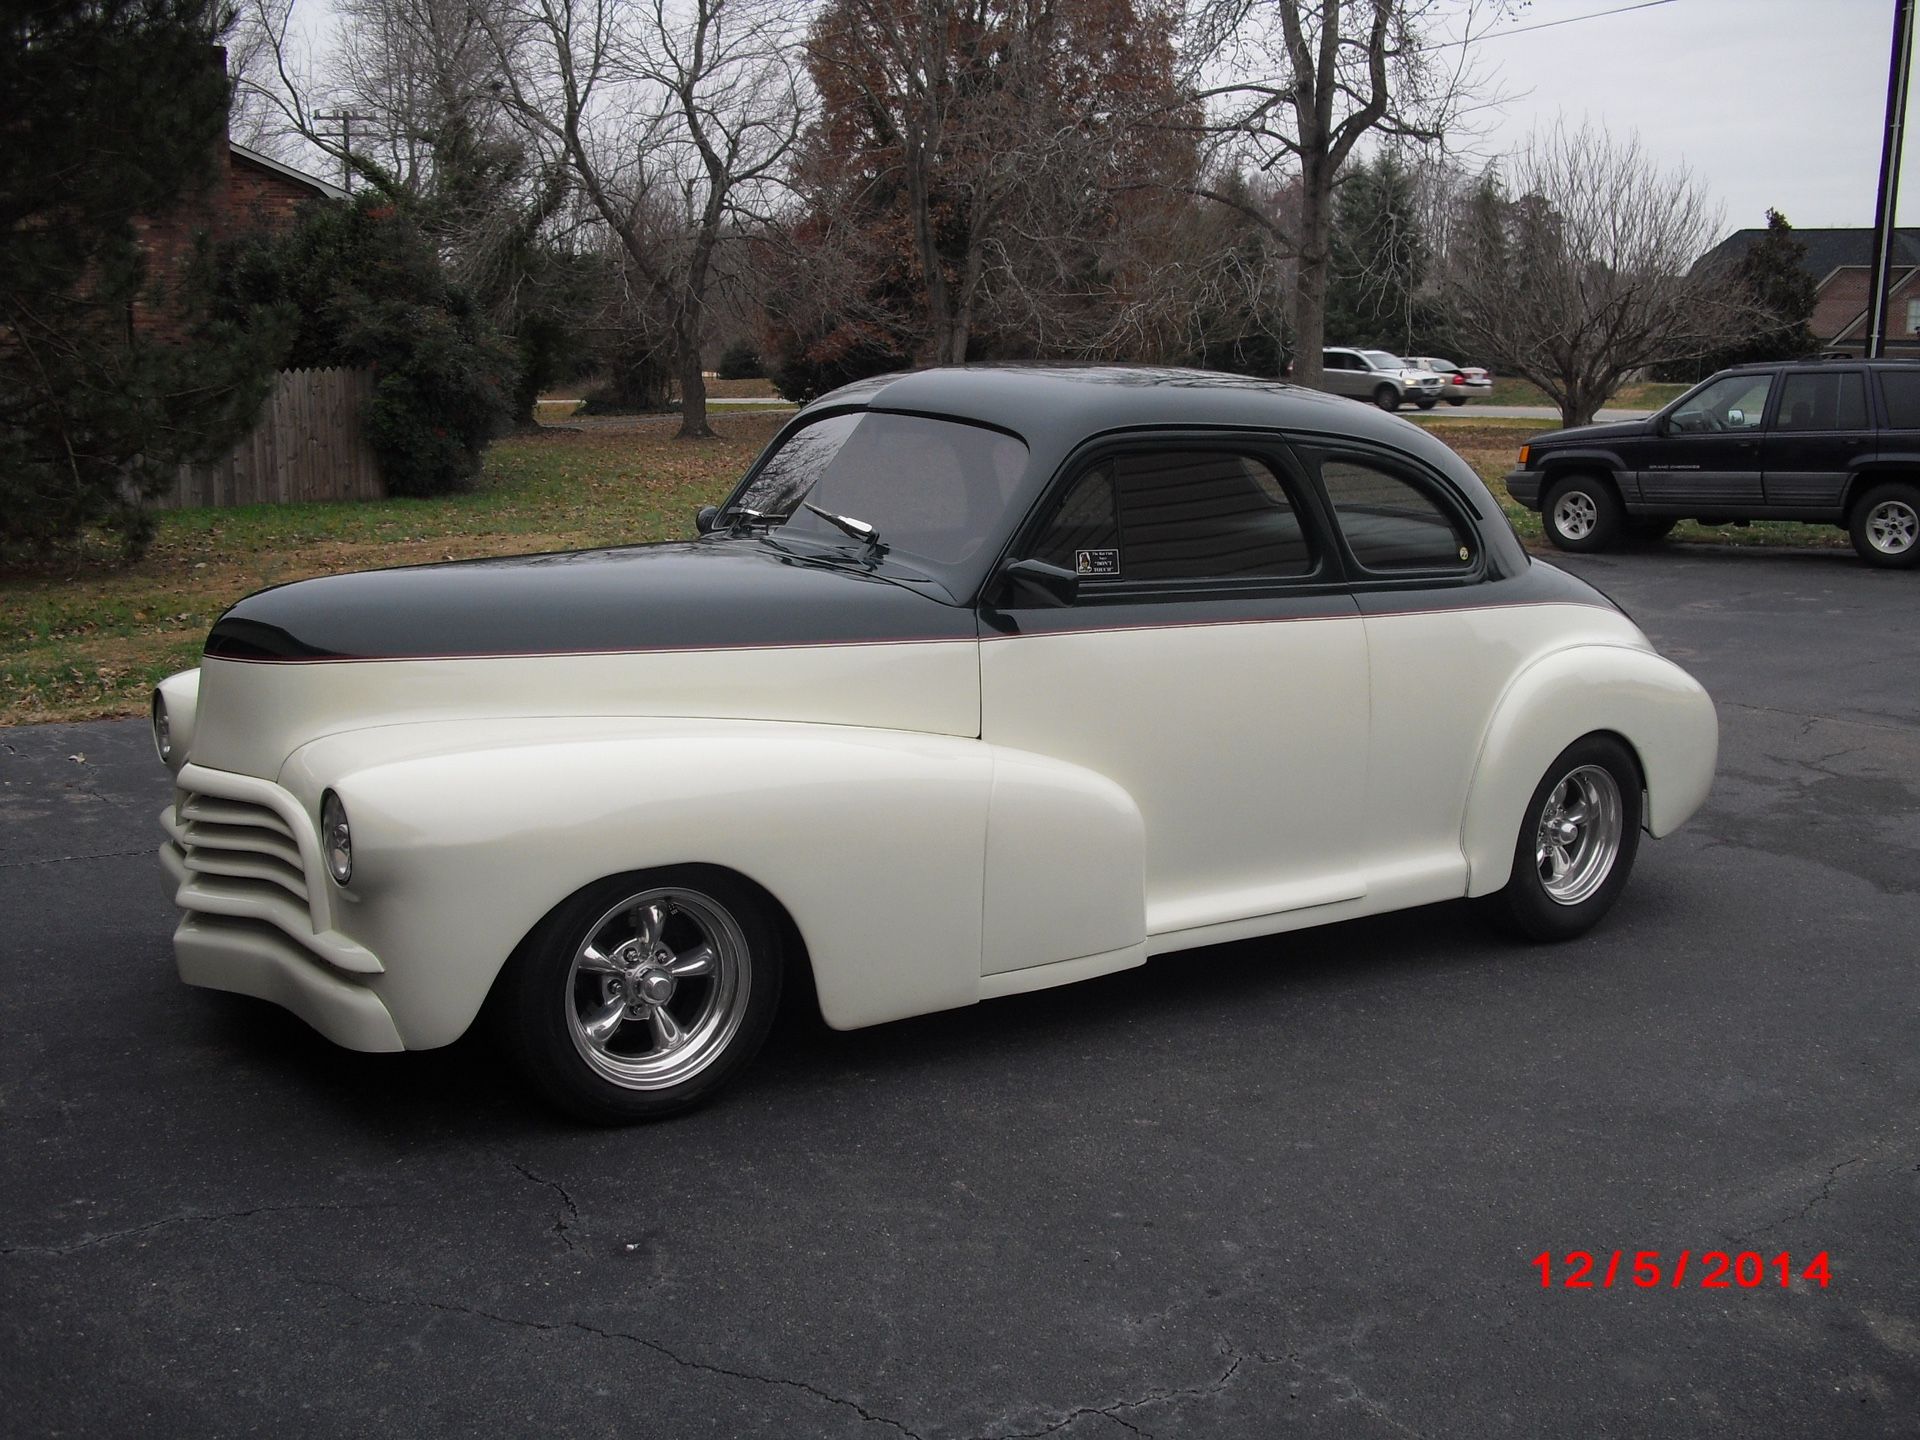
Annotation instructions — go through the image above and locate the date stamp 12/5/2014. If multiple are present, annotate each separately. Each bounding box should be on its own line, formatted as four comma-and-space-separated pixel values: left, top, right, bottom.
1533, 1251, 1831, 1290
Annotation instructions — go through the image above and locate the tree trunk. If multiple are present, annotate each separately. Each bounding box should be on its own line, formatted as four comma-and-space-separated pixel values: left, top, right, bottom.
676, 323, 713, 440
1289, 176, 1332, 388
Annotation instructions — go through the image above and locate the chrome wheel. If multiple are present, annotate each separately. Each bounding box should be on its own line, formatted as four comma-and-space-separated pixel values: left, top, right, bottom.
1534, 764, 1624, 906
1552, 490, 1598, 542
1865, 498, 1917, 556
565, 887, 750, 1090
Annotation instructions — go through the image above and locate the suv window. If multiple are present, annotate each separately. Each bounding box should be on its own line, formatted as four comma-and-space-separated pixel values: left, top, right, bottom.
1878, 370, 1920, 428
1669, 374, 1773, 433
1775, 371, 1866, 432
1320, 458, 1474, 573
1323, 351, 1352, 371
1029, 450, 1313, 582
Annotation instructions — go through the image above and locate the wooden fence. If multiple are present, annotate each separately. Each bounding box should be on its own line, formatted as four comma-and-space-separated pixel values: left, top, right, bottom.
161, 367, 383, 509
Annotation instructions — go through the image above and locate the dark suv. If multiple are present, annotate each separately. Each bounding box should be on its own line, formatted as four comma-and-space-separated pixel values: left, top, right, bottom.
1505, 359, 1920, 568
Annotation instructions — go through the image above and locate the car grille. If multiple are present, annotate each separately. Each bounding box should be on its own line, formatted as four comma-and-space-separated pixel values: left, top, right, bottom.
175, 791, 311, 906
160, 776, 381, 976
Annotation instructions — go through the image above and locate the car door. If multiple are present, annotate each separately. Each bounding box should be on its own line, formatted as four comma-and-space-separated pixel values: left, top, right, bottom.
1641, 372, 1773, 508
978, 438, 1368, 956
1761, 369, 1869, 511
1301, 446, 1506, 906
1322, 351, 1362, 398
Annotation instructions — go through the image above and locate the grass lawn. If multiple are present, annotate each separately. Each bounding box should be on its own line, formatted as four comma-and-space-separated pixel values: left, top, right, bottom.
0, 410, 1846, 727
1481, 377, 1690, 411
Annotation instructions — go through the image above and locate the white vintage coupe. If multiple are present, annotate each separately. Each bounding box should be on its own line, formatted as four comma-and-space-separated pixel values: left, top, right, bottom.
153, 367, 1718, 1122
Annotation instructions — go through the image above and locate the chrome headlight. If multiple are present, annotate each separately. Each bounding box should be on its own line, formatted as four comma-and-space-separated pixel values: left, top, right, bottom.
151, 690, 172, 764
321, 791, 353, 885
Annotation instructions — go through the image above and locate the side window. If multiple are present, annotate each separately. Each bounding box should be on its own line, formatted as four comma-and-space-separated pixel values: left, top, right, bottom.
1670, 374, 1773, 432
1877, 370, 1920, 428
1774, 372, 1866, 432
1027, 451, 1313, 583
1029, 464, 1119, 572
1321, 458, 1475, 573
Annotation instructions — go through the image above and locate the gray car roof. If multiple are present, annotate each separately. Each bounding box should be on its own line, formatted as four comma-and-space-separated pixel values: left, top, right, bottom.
799, 364, 1485, 493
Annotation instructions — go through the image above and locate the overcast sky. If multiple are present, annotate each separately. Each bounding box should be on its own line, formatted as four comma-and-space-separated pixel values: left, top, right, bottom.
278, 0, 1915, 242
1453, 0, 1916, 235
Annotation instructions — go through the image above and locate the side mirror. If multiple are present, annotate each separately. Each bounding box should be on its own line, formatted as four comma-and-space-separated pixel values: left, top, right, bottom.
991, 557, 1081, 609
695, 504, 720, 534
1727, 407, 1745, 427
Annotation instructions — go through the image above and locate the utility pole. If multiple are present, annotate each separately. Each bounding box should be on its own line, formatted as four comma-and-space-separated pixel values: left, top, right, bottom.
313, 110, 370, 194
1865, 0, 1914, 358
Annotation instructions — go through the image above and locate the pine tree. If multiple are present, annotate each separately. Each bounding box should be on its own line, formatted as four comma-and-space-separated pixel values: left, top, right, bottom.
1663, 209, 1817, 381
1, 0, 285, 558
1326, 152, 1431, 356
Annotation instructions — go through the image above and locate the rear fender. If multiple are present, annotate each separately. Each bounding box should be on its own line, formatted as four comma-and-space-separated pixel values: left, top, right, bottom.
1461, 646, 1717, 896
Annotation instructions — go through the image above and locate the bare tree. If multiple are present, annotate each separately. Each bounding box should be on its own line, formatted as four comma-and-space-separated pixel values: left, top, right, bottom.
797, 0, 1190, 368
1183, 0, 1503, 385
485, 0, 801, 437
1437, 122, 1746, 429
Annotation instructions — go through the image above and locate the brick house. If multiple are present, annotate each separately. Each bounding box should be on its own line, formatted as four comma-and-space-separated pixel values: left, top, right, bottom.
1696, 226, 1920, 358
132, 121, 347, 341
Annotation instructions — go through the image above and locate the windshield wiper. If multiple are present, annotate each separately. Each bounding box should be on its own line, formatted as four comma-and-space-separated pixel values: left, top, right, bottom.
722, 504, 777, 535
802, 501, 887, 560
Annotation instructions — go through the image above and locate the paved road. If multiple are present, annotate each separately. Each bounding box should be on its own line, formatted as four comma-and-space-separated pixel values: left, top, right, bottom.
2, 548, 1916, 1438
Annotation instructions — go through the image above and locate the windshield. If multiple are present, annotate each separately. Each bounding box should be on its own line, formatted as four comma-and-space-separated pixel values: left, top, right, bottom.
729, 411, 1030, 566
1363, 351, 1410, 370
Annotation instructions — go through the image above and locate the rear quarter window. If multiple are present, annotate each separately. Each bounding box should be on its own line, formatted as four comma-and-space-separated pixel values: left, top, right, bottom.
1877, 371, 1920, 428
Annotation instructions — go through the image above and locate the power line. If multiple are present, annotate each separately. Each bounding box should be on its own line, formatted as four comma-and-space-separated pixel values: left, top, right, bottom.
1422, 0, 1680, 52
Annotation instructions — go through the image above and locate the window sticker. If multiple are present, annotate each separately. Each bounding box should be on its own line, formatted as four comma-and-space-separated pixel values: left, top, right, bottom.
1075, 548, 1120, 577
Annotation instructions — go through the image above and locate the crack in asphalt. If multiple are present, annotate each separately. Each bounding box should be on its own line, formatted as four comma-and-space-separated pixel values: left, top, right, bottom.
982, 1356, 1243, 1439
300, 1276, 926, 1438
1728, 1143, 1907, 1244
0, 1202, 391, 1257
1718, 700, 1915, 736
0, 844, 157, 870
509, 1162, 580, 1252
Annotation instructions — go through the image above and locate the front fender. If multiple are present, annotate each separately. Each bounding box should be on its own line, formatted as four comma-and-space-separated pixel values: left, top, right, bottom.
1460, 645, 1717, 896
279, 718, 998, 1046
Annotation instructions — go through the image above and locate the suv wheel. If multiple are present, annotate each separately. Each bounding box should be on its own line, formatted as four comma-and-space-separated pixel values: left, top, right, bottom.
1542, 475, 1623, 553
1850, 481, 1920, 568
1372, 384, 1400, 411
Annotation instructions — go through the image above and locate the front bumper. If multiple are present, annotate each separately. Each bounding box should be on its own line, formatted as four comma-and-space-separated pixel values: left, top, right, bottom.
1504, 469, 1543, 509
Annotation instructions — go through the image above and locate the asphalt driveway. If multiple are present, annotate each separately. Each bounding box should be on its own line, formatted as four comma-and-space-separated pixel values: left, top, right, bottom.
2, 545, 1916, 1438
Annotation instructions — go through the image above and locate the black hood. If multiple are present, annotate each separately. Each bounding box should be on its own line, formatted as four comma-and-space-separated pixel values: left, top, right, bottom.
206, 539, 974, 662
1530, 418, 1653, 448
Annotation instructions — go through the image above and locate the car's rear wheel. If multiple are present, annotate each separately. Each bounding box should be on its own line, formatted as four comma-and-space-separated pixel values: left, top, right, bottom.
1849, 481, 1920, 568
1543, 475, 1623, 552
1478, 735, 1643, 942
500, 867, 783, 1123
1372, 384, 1400, 411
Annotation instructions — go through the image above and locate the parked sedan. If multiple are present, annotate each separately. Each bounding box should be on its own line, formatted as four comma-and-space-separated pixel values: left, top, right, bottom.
1406, 356, 1493, 405
152, 366, 1718, 1123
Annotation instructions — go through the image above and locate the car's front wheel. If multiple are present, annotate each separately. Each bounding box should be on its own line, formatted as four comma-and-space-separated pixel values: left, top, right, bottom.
500, 867, 783, 1123
1542, 475, 1623, 552
1372, 384, 1400, 411
1478, 735, 1643, 941
1849, 481, 1920, 568
1446, 396, 1467, 406
1415, 398, 1437, 410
